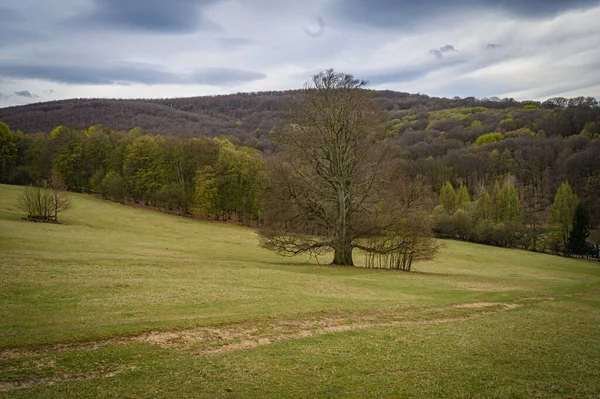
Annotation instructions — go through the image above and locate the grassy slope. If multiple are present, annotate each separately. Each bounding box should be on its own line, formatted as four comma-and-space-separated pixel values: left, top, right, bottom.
1, 184, 600, 398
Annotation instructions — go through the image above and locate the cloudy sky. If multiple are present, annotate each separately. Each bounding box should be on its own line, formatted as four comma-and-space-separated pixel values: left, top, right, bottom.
1, 0, 599, 107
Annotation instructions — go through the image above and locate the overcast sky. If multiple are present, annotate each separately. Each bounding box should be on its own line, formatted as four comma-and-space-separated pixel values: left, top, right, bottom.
1, 0, 599, 107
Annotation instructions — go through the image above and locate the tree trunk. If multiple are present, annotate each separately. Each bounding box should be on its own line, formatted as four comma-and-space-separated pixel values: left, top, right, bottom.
332, 240, 354, 266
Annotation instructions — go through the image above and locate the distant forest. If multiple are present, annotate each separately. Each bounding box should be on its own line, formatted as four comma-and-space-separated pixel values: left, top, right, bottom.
1, 90, 599, 256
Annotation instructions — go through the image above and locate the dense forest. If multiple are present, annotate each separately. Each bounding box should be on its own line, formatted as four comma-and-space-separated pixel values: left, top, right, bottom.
5, 91, 596, 151
1, 89, 599, 259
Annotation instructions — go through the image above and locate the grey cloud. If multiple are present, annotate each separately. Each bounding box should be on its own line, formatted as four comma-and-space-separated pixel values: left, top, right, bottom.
336, 0, 600, 29
80, 0, 221, 33
0, 0, 598, 106
0, 7, 24, 23
0, 63, 266, 86
303, 17, 325, 38
216, 37, 255, 50
430, 44, 458, 59
433, 79, 513, 99
484, 0, 600, 16
0, 27, 39, 47
365, 57, 468, 85
0, 63, 177, 85
14, 90, 37, 98
363, 69, 428, 85
520, 74, 600, 100
189, 68, 266, 85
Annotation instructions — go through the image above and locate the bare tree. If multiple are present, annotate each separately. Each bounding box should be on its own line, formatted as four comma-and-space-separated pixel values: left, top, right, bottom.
18, 171, 73, 223
259, 69, 437, 267
358, 176, 439, 271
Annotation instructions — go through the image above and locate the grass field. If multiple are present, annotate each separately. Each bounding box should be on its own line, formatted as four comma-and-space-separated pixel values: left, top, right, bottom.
1, 183, 600, 398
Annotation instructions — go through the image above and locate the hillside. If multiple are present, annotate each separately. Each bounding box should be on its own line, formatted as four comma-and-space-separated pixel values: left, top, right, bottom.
0, 90, 549, 150
1, 91, 599, 228
1, 184, 600, 397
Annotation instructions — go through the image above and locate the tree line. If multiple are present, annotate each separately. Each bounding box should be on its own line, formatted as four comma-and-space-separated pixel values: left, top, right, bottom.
3, 93, 598, 228
0, 121, 266, 225
432, 179, 597, 258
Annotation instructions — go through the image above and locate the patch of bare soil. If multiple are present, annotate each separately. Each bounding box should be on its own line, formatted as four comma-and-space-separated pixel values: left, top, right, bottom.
194, 305, 527, 355
454, 302, 500, 308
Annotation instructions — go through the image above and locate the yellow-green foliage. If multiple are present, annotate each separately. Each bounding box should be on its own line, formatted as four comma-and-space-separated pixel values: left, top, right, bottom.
194, 140, 266, 221
425, 107, 495, 130
582, 121, 600, 137
469, 106, 487, 113
475, 187, 492, 220
440, 181, 458, 213
428, 109, 465, 121
469, 120, 483, 129
457, 184, 470, 208
475, 132, 504, 147
549, 181, 579, 244
49, 125, 66, 139
429, 107, 488, 121
505, 128, 535, 138
499, 117, 514, 127
0, 122, 18, 181
384, 119, 405, 137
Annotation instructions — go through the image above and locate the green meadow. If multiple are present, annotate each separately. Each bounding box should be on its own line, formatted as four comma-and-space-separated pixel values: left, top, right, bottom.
1, 183, 599, 398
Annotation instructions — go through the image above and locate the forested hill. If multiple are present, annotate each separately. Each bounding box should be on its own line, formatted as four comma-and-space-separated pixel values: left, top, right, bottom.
1, 91, 599, 228
3, 90, 594, 151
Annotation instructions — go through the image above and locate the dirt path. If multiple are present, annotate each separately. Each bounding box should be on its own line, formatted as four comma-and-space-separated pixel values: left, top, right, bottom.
0, 298, 556, 393
0, 300, 537, 361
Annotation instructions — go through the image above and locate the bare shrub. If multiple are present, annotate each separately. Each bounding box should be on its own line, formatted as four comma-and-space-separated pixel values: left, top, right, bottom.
18, 172, 73, 222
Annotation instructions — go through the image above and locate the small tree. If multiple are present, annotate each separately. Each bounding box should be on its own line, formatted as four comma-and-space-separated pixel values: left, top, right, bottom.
567, 203, 590, 257
18, 173, 73, 222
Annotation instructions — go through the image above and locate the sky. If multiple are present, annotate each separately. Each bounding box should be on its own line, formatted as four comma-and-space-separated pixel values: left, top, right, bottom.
1, 0, 599, 108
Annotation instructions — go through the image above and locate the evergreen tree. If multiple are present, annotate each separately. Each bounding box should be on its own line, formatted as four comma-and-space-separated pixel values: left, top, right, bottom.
492, 181, 505, 222
567, 204, 590, 256
504, 183, 521, 221
457, 184, 470, 209
475, 186, 492, 220
440, 181, 457, 214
